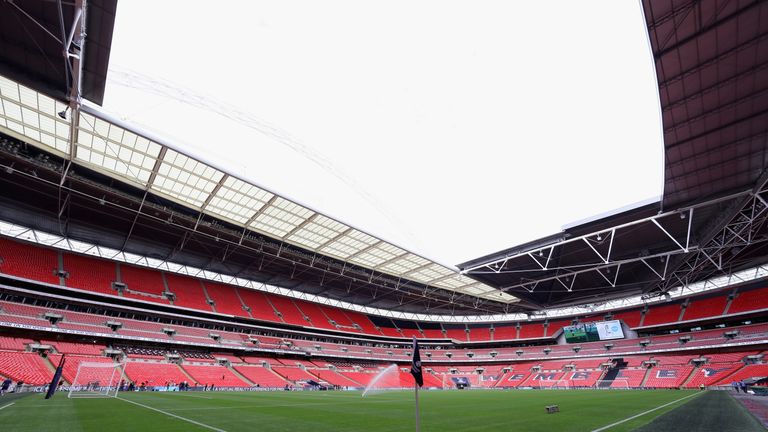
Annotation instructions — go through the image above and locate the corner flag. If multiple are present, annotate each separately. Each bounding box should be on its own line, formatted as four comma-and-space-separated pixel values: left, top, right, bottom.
45, 354, 65, 399
410, 337, 423, 387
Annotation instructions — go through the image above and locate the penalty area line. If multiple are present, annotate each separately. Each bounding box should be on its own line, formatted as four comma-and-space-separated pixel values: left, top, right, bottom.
117, 397, 226, 432
590, 392, 702, 432
0, 402, 14, 411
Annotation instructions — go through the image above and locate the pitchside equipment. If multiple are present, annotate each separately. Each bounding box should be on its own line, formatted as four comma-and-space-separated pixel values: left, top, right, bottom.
67, 362, 125, 398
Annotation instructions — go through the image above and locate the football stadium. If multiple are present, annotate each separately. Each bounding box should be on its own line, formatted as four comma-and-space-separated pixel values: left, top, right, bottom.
0, 1, 767, 431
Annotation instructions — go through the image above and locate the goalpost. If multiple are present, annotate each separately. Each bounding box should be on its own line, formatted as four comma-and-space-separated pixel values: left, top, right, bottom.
67, 362, 126, 398
594, 379, 630, 390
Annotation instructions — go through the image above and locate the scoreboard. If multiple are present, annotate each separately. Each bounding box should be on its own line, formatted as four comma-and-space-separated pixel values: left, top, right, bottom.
563, 320, 624, 343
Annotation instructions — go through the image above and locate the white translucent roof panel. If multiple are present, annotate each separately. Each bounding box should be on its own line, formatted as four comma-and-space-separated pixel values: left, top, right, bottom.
0, 76, 70, 155
435, 274, 474, 290
320, 229, 379, 259
152, 149, 225, 207
205, 176, 274, 225
287, 214, 349, 250
407, 264, 454, 284
378, 253, 432, 275
76, 112, 162, 186
349, 242, 406, 268
249, 197, 314, 237
458, 285, 490, 296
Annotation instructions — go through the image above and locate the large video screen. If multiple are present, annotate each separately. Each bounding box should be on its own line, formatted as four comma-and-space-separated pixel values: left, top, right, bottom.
563, 320, 624, 343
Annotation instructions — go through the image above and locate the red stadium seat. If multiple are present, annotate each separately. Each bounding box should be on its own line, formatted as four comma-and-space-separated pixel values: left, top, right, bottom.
0, 237, 59, 285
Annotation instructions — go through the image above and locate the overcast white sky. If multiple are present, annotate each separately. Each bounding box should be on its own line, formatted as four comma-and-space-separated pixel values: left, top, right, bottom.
103, 0, 663, 267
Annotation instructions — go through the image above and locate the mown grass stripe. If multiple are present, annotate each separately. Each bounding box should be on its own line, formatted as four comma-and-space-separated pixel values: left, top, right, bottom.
590, 392, 701, 432
117, 396, 227, 432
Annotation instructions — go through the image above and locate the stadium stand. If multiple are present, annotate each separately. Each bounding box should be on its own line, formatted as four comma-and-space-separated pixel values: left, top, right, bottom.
492, 324, 517, 341
182, 364, 250, 387
518, 322, 545, 339
293, 299, 336, 330
123, 362, 189, 386
684, 363, 744, 388
613, 310, 643, 328
236, 288, 280, 322
715, 364, 768, 385
63, 253, 116, 295
729, 287, 768, 314
611, 368, 648, 387
42, 341, 105, 356
47, 354, 114, 384
120, 264, 168, 302
204, 282, 250, 318
545, 320, 569, 337
232, 365, 289, 387
682, 295, 728, 321
641, 303, 682, 327
0, 336, 31, 351
0, 352, 53, 385
468, 326, 492, 342
642, 365, 694, 388
313, 369, 363, 387
3, 236, 764, 345
1, 235, 768, 391
0, 238, 59, 285
267, 295, 308, 327
271, 366, 319, 382
165, 274, 213, 312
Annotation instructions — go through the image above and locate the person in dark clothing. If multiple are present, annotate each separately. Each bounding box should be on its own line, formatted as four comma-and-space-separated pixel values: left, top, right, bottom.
1, 378, 11, 395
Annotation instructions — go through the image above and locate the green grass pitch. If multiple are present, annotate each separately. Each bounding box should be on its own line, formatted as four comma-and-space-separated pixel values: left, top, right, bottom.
0, 389, 731, 432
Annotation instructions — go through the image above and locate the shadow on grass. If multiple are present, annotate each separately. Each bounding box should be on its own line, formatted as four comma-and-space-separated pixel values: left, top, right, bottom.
632, 391, 765, 432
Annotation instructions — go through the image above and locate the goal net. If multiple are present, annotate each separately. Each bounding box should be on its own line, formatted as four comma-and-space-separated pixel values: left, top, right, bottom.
550, 379, 571, 389
67, 362, 125, 398
595, 379, 630, 390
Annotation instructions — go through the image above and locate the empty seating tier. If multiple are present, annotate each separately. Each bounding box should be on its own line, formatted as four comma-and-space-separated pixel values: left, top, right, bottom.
123, 362, 189, 386
182, 364, 250, 387
729, 287, 768, 314
642, 303, 682, 327
0, 238, 59, 284
232, 365, 289, 387
204, 282, 249, 317
0, 352, 53, 385
64, 253, 116, 295
165, 274, 212, 312
120, 264, 168, 303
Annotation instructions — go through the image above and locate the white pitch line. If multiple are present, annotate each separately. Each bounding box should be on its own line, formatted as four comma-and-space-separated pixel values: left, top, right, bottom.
117, 397, 226, 432
590, 392, 702, 432
0, 402, 15, 411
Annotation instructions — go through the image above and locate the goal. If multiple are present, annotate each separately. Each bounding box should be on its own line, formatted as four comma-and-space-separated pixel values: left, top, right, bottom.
67, 362, 126, 398
550, 379, 571, 389
594, 379, 630, 390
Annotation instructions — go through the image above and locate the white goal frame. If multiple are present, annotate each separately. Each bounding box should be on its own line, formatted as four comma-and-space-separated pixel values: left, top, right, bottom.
67, 362, 125, 399
550, 379, 571, 389
595, 379, 630, 389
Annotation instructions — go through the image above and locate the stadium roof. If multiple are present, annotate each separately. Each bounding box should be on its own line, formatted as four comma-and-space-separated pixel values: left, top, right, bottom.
648, 0, 768, 209
0, 72, 517, 313
460, 0, 768, 309
0, 0, 117, 106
